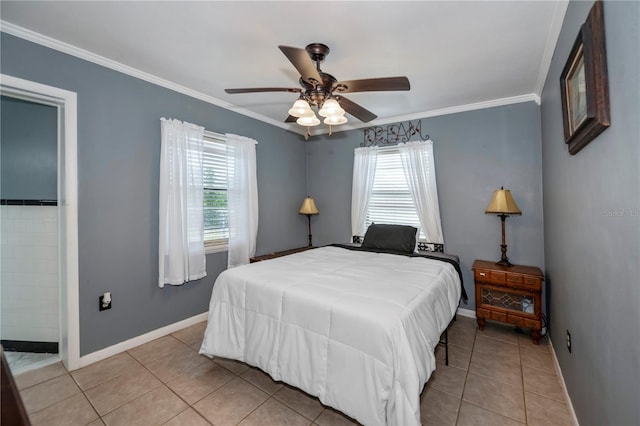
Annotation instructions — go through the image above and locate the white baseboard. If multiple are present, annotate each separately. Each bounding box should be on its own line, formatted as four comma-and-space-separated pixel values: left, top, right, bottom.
78, 312, 208, 369
548, 336, 579, 426
71, 308, 472, 370
457, 307, 476, 319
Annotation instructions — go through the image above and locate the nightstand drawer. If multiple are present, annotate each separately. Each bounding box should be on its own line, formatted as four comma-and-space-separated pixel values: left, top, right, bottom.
524, 318, 541, 329
507, 274, 523, 285
474, 269, 507, 285
508, 314, 526, 327
490, 310, 507, 322
477, 308, 491, 318
490, 271, 506, 284
524, 276, 539, 285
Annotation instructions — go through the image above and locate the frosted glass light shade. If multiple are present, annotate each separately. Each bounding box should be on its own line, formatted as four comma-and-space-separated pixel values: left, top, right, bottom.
318, 98, 345, 118
324, 115, 348, 125
288, 99, 312, 117
296, 114, 320, 126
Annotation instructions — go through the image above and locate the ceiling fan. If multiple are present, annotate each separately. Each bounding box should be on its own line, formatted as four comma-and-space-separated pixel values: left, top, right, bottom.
224, 43, 410, 130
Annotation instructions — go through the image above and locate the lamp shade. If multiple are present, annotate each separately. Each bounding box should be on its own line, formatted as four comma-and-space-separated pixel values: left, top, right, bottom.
288, 99, 312, 117
324, 115, 348, 125
296, 114, 320, 126
318, 98, 345, 118
299, 196, 319, 215
485, 188, 522, 215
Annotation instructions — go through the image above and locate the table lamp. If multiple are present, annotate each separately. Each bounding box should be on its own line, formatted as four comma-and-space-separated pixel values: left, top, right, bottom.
485, 187, 521, 267
299, 196, 319, 247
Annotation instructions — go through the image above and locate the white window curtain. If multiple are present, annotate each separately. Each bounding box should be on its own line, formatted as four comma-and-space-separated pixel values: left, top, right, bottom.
158, 118, 207, 287
398, 140, 444, 244
351, 145, 378, 237
226, 133, 259, 268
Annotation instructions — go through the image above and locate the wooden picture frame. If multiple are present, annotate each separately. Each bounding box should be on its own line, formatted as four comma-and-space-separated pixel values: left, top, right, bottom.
560, 0, 610, 155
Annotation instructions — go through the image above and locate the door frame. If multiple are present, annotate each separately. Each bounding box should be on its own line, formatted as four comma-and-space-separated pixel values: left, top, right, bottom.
1, 74, 80, 370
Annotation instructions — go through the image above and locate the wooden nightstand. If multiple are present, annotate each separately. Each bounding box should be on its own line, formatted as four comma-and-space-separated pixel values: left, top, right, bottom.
250, 246, 314, 263
472, 260, 544, 344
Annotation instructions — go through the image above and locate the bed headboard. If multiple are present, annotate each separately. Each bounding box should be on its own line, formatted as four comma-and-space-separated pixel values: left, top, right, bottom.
352, 235, 444, 253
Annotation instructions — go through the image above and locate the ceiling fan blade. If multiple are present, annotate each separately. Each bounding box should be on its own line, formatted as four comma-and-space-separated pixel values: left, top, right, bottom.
225, 87, 301, 94
333, 77, 410, 93
334, 95, 377, 123
285, 115, 297, 123
278, 45, 323, 85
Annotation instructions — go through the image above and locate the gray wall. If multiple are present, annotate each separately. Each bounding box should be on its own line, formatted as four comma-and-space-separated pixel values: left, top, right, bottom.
1, 96, 58, 200
540, 1, 640, 424
307, 102, 545, 311
1, 33, 308, 355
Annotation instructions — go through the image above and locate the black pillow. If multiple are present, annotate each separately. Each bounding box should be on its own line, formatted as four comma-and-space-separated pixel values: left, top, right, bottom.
361, 224, 418, 254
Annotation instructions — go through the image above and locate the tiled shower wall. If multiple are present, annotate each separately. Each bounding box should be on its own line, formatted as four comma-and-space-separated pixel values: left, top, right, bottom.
1, 204, 59, 342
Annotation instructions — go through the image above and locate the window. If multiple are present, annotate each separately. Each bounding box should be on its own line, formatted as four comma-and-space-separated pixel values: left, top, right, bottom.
203, 134, 229, 247
366, 147, 425, 239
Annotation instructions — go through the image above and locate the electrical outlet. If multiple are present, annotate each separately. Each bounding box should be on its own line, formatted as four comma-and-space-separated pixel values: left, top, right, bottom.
99, 292, 112, 311
566, 329, 572, 353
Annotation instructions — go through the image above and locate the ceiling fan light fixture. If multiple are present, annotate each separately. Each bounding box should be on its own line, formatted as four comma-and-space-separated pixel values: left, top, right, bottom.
288, 99, 313, 117
298, 109, 316, 118
318, 98, 345, 118
296, 114, 321, 126
323, 115, 348, 125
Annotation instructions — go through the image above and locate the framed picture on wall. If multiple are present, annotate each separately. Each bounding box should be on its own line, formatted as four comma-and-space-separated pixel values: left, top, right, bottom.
560, 0, 610, 155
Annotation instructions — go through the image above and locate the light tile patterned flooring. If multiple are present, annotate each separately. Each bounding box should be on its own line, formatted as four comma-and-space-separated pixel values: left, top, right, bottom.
14, 316, 574, 425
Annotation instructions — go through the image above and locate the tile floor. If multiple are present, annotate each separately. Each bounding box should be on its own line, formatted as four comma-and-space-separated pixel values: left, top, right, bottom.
14, 316, 575, 425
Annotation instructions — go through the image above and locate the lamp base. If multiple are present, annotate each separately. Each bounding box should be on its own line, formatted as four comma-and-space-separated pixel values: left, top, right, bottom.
495, 244, 513, 267
306, 215, 313, 247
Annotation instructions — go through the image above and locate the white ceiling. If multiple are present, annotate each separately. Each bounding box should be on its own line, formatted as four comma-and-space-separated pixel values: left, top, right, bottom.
1, 1, 567, 136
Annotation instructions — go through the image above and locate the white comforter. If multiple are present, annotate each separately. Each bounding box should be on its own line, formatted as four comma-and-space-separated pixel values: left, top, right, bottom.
200, 246, 461, 425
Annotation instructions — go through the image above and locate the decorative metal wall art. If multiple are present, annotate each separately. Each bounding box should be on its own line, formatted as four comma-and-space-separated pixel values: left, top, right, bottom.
361, 120, 430, 147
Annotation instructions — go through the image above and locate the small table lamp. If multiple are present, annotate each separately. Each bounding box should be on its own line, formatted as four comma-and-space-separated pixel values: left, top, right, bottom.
299, 196, 319, 247
485, 187, 522, 267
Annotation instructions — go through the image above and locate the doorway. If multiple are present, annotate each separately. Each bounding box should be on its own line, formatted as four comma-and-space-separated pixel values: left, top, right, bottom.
0, 74, 79, 371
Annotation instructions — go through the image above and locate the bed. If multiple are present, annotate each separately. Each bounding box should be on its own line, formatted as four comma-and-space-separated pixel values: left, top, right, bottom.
200, 225, 465, 425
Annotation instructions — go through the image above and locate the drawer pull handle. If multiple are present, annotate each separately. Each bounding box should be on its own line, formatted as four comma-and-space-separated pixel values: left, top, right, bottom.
479, 272, 486, 277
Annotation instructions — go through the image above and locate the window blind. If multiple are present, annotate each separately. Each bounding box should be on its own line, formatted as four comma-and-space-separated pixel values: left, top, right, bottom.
203, 134, 229, 246
366, 147, 425, 239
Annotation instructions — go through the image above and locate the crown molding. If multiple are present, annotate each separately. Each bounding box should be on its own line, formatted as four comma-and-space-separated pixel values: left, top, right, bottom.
0, 21, 308, 136
310, 93, 541, 137
2, 21, 541, 139
534, 0, 569, 96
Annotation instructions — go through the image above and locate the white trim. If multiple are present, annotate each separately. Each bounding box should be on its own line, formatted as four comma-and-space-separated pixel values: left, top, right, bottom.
457, 307, 476, 319
309, 93, 541, 136
79, 312, 208, 368
0, 74, 80, 371
535, 1, 570, 96
0, 21, 305, 136
3, 21, 541, 139
549, 337, 580, 426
